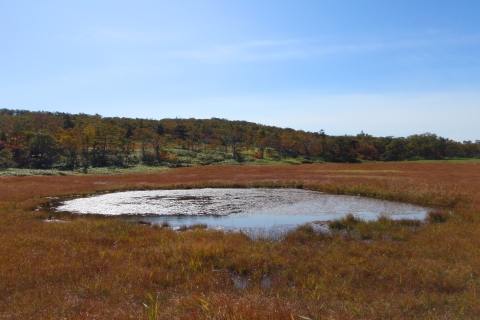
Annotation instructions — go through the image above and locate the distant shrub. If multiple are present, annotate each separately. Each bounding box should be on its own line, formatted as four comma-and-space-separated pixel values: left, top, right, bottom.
329, 214, 362, 230
427, 210, 448, 223
177, 224, 208, 231
0, 149, 16, 169
283, 159, 302, 165
295, 224, 315, 234
159, 152, 170, 160
283, 223, 329, 245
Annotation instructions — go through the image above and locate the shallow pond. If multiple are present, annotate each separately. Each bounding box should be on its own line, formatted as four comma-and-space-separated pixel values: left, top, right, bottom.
55, 188, 428, 236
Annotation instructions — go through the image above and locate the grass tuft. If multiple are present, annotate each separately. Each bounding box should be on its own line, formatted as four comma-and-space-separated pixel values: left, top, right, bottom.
329, 214, 362, 230
427, 209, 449, 223
160, 221, 170, 228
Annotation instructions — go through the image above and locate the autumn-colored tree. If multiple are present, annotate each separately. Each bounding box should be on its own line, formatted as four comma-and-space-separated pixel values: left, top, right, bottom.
57, 128, 81, 169
0, 109, 478, 169
27, 130, 58, 169
134, 127, 154, 160
0, 148, 15, 169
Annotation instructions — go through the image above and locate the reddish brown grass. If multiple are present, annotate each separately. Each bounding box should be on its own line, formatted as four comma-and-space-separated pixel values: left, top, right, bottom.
1, 162, 480, 319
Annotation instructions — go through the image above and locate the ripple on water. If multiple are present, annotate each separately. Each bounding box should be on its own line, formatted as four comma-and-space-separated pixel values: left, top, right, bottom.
55, 188, 429, 233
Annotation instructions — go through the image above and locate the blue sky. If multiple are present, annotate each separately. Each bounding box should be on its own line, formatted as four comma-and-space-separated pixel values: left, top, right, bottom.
1, 1, 479, 141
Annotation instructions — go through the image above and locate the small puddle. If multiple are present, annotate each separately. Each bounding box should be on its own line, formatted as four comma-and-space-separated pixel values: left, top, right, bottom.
53, 188, 429, 236
231, 275, 273, 290
232, 277, 249, 290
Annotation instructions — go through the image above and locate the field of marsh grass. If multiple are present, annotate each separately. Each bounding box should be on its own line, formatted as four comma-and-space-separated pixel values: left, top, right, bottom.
1, 162, 480, 319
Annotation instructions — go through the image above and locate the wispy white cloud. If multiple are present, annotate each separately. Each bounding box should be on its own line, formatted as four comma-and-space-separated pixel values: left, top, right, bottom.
125, 90, 479, 141
70, 27, 178, 45
251, 91, 480, 141
172, 39, 309, 62
170, 31, 480, 63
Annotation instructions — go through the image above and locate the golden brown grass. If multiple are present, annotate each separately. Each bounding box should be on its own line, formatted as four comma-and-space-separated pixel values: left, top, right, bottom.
1, 162, 480, 319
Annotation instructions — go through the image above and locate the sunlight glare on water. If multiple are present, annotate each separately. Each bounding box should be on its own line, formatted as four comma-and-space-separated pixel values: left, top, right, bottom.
56, 188, 428, 234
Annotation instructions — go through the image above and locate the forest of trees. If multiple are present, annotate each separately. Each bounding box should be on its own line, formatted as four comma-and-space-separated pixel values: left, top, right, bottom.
0, 108, 479, 170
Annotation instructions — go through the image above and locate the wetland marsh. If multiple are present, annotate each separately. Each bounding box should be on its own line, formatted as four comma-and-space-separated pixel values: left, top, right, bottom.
1, 162, 479, 319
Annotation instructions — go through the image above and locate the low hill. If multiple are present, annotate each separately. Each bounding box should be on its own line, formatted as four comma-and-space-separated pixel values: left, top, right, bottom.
0, 108, 479, 171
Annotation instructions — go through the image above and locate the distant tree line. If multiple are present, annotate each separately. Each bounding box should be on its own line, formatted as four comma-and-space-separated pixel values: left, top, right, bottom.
0, 108, 479, 170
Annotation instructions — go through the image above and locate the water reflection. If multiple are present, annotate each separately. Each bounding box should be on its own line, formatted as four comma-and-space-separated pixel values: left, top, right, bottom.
56, 188, 428, 234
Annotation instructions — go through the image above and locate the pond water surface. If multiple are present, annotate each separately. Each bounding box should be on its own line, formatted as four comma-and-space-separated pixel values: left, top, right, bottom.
55, 188, 428, 236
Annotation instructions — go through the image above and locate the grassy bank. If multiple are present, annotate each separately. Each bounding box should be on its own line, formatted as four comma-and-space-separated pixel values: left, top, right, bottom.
1, 162, 479, 319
